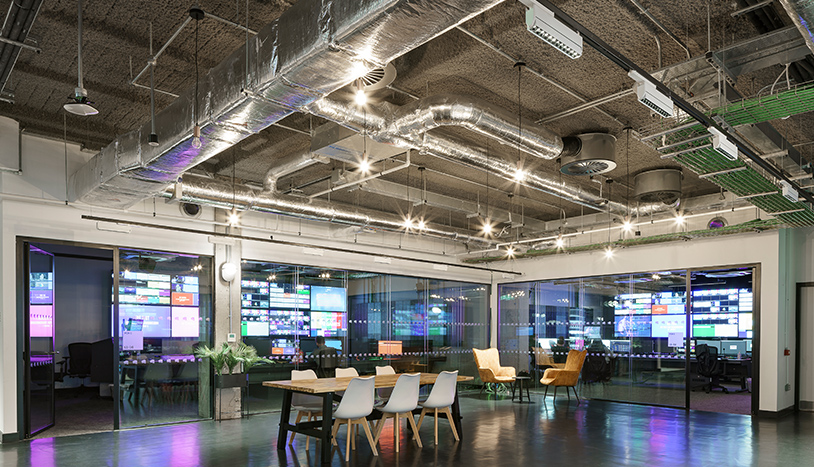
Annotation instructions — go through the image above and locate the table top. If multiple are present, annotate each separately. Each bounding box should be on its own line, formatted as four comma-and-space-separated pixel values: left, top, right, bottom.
263, 372, 474, 394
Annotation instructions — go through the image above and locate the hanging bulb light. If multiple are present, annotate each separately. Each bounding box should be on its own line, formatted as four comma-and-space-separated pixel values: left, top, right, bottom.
605, 246, 614, 258
358, 158, 370, 174
481, 220, 493, 235
555, 235, 565, 248
191, 125, 202, 149
506, 246, 515, 257
227, 209, 240, 226
417, 219, 426, 230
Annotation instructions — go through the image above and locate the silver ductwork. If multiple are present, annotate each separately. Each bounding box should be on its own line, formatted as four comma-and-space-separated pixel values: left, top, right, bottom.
263, 150, 329, 193
308, 94, 563, 160
308, 96, 662, 216
778, 1, 814, 56
70, 0, 504, 209
171, 173, 491, 245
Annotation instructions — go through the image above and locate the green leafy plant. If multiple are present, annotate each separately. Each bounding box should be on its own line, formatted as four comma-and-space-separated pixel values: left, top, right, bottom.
194, 342, 267, 375
234, 341, 268, 373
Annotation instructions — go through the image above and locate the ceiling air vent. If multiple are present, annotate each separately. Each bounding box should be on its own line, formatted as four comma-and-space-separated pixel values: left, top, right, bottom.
559, 133, 617, 176
633, 168, 682, 204
358, 62, 397, 91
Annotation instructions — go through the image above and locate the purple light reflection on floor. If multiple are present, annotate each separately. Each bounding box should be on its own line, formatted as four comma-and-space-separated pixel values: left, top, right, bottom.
29, 438, 55, 467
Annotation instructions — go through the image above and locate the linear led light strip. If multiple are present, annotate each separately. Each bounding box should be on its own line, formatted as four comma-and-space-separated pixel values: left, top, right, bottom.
628, 70, 674, 118
520, 0, 583, 59
465, 205, 756, 255
708, 127, 739, 161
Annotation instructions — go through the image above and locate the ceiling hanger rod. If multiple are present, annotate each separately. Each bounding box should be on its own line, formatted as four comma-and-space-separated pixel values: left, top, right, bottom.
130, 15, 193, 86
535, 0, 814, 207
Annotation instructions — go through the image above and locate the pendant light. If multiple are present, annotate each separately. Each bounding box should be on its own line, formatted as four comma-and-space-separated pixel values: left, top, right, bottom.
64, 0, 98, 116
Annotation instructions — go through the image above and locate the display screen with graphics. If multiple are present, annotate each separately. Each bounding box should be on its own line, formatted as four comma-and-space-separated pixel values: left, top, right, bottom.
119, 305, 172, 338
310, 286, 347, 312
119, 271, 172, 305
171, 307, 199, 338
692, 313, 738, 338
651, 314, 686, 338
310, 311, 347, 337
614, 293, 653, 315
30, 305, 54, 338
652, 291, 686, 314
269, 309, 310, 336
614, 315, 652, 337
268, 283, 310, 309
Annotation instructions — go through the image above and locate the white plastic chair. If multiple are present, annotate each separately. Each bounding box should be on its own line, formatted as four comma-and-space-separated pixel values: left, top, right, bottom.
331, 376, 378, 461
417, 370, 460, 445
335, 367, 359, 378
288, 370, 323, 450
375, 365, 396, 402
335, 367, 358, 399
373, 373, 423, 452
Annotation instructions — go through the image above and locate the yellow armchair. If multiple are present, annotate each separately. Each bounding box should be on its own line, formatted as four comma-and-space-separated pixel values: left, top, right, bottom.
540, 349, 587, 403
472, 348, 516, 394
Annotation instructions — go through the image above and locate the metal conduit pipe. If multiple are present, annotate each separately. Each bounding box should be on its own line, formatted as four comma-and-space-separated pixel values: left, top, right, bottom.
170, 173, 492, 245
263, 150, 330, 193
628, 0, 692, 59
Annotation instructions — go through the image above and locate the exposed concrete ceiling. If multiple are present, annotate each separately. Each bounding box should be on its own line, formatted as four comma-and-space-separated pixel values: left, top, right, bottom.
3, 0, 814, 240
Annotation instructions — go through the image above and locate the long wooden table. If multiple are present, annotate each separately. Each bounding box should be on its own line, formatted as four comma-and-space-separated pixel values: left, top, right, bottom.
264, 372, 473, 464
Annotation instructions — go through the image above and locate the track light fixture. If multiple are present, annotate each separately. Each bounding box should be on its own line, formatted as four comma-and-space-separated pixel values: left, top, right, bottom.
628, 70, 674, 118
519, 0, 582, 59
708, 127, 739, 161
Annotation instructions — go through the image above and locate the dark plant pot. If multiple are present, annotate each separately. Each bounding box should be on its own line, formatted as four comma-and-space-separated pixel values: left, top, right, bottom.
216, 373, 247, 388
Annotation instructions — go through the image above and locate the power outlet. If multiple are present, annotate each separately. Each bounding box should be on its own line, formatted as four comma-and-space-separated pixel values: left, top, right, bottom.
785, 383, 791, 392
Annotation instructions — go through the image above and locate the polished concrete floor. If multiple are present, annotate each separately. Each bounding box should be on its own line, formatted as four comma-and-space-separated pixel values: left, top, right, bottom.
4, 394, 813, 466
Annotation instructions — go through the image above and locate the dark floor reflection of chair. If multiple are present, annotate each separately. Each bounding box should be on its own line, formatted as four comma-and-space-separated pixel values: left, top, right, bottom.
694, 344, 728, 393
174, 363, 198, 402
582, 354, 612, 385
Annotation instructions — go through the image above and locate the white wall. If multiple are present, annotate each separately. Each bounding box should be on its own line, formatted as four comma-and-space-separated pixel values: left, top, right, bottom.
488, 232, 785, 412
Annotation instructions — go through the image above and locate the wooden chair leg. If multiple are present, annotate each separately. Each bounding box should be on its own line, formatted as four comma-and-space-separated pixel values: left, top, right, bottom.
444, 407, 459, 441
434, 408, 439, 445
416, 407, 427, 430
394, 412, 400, 453
331, 419, 341, 446
405, 412, 422, 448
346, 420, 352, 461
351, 420, 356, 451
374, 413, 388, 444
289, 411, 304, 445
361, 419, 378, 456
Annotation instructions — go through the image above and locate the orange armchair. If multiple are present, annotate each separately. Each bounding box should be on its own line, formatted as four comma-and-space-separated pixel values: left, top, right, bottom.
472, 348, 516, 394
540, 349, 587, 403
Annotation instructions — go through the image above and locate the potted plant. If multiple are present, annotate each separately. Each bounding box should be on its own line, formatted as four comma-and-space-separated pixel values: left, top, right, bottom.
194, 342, 253, 389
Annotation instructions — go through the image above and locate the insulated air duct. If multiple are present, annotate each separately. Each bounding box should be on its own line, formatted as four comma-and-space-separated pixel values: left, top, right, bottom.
778, 1, 814, 56
308, 96, 662, 216
69, 0, 504, 209
169, 173, 491, 245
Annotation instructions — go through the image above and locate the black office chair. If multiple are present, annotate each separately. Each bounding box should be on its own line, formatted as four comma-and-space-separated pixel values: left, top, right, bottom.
694, 344, 728, 393
56, 342, 92, 391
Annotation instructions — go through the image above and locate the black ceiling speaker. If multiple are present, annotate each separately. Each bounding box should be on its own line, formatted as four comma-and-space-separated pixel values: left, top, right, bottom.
180, 202, 202, 218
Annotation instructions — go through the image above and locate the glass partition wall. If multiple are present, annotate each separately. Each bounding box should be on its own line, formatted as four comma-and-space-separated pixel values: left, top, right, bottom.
241, 260, 489, 414
117, 248, 214, 428
499, 267, 755, 412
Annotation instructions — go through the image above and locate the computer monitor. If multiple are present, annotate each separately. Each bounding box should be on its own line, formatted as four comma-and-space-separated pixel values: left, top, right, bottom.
299, 337, 318, 354
746, 340, 752, 353
583, 325, 601, 339
325, 338, 343, 354
721, 340, 747, 357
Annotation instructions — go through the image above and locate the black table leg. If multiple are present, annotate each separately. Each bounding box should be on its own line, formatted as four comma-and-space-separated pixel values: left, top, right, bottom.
321, 391, 334, 465
451, 390, 463, 440
277, 389, 293, 449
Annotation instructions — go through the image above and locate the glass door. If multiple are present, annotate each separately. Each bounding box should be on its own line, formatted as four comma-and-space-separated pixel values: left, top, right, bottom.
24, 244, 56, 437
